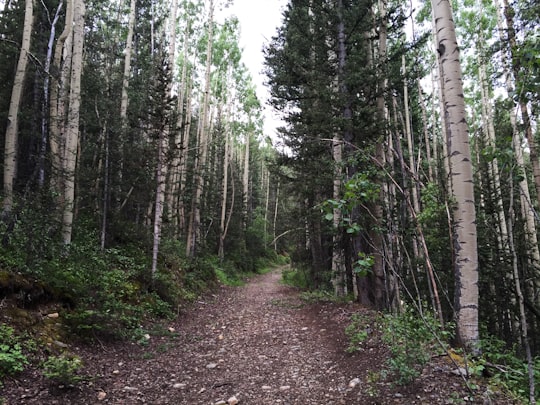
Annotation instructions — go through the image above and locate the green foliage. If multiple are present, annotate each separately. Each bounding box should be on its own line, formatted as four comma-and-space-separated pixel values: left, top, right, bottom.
344, 313, 371, 353
478, 336, 540, 402
299, 290, 349, 303
345, 307, 450, 386
322, 172, 380, 236
281, 266, 309, 289
41, 354, 84, 385
0, 325, 28, 383
381, 308, 446, 385
353, 252, 374, 277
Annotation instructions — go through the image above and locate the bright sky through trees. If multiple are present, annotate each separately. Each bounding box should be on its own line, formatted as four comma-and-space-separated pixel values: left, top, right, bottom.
218, 0, 287, 140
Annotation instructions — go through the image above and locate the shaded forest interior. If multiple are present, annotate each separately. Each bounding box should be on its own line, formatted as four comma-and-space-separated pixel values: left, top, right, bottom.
1, 0, 540, 402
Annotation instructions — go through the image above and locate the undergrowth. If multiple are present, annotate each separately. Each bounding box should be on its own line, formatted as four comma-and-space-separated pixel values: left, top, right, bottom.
344, 306, 538, 402
345, 307, 451, 385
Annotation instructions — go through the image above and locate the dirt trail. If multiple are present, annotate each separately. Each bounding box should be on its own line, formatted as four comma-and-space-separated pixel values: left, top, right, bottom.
3, 267, 510, 404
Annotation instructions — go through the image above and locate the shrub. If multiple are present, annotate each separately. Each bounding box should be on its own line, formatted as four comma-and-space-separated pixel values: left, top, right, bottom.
0, 325, 28, 383
42, 354, 83, 385
281, 267, 309, 289
344, 306, 450, 386
381, 308, 446, 385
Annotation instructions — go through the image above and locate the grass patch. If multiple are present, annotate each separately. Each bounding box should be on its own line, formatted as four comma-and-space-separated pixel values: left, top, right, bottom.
281, 267, 309, 289
215, 268, 246, 286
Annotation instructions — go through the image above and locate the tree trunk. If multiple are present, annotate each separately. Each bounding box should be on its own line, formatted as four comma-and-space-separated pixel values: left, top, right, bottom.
151, 128, 166, 279
39, 2, 63, 188
186, 0, 214, 257
432, 0, 479, 348
242, 130, 250, 230
117, 0, 136, 203
50, 0, 73, 197
3, 0, 33, 217
61, 0, 85, 244
218, 101, 231, 260
332, 0, 347, 297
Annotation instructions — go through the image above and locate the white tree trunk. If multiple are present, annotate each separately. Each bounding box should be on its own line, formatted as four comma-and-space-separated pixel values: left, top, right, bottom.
432, 0, 479, 348
186, 0, 214, 257
3, 0, 33, 216
61, 0, 85, 244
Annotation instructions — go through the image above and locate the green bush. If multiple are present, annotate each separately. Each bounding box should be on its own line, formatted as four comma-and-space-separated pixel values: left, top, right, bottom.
381, 308, 447, 385
0, 325, 28, 383
281, 267, 309, 289
479, 336, 540, 402
345, 306, 449, 386
42, 354, 83, 385
344, 313, 373, 353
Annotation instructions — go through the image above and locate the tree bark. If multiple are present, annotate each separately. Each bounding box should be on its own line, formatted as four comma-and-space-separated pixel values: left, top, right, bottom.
186, 0, 214, 257
3, 0, 34, 217
432, 0, 479, 348
61, 0, 85, 244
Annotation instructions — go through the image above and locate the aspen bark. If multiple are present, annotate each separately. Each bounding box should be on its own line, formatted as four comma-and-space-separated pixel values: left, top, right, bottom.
40, 2, 63, 188
50, 0, 73, 196
3, 0, 33, 216
61, 0, 85, 244
242, 130, 250, 230
168, 21, 190, 235
432, 0, 479, 348
186, 0, 214, 257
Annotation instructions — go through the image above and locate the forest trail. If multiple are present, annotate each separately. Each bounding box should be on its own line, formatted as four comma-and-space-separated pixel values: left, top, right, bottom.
2, 267, 508, 404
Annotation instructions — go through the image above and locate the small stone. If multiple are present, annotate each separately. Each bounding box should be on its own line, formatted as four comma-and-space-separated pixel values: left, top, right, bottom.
168, 327, 175, 333
143, 334, 151, 340
206, 363, 218, 369
262, 385, 272, 390
173, 383, 186, 389
47, 313, 59, 318
301, 327, 308, 331
198, 388, 206, 394
279, 385, 291, 391
214, 401, 227, 405
348, 378, 361, 388
97, 391, 107, 401
123, 386, 138, 392
53, 340, 68, 348
227, 395, 239, 405
394, 393, 403, 398
451, 367, 468, 377
112, 370, 120, 375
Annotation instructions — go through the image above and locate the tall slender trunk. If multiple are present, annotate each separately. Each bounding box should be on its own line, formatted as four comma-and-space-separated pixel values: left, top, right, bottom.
186, 0, 214, 257
242, 130, 250, 230
151, 127, 167, 279
432, 0, 479, 348
117, 0, 136, 203
168, 21, 190, 235
3, 0, 34, 217
49, 0, 73, 197
273, 181, 280, 252
502, 0, 540, 211
496, 0, 540, 311
218, 98, 232, 260
507, 171, 536, 405
178, 64, 194, 232
39, 2, 63, 188
61, 0, 85, 244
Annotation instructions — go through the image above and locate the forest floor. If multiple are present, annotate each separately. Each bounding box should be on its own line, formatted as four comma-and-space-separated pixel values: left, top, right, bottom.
1, 267, 520, 404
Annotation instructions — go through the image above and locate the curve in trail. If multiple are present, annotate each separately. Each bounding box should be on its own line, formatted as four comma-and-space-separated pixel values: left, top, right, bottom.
108, 267, 364, 404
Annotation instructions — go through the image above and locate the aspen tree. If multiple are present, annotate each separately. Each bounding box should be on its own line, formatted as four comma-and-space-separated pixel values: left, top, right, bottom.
61, 0, 85, 244
186, 0, 214, 257
3, 0, 33, 217
431, 0, 479, 348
